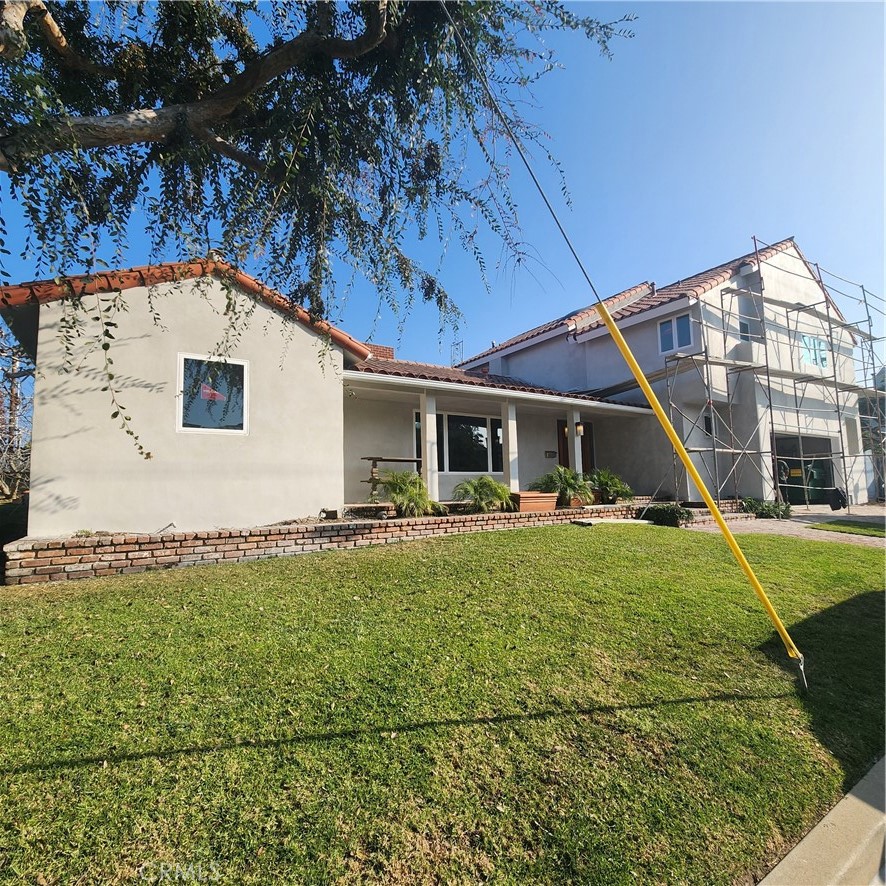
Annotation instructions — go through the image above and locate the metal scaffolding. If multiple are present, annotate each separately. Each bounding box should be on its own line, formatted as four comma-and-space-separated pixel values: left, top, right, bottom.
596, 238, 885, 509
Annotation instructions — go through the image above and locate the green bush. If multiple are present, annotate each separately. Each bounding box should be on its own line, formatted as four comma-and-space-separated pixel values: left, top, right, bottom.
528, 466, 595, 508
380, 471, 447, 518
640, 503, 694, 527
452, 476, 516, 514
741, 498, 792, 519
586, 467, 634, 504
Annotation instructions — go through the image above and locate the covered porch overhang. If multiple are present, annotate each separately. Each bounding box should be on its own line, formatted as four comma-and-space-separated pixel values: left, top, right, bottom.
342, 370, 650, 502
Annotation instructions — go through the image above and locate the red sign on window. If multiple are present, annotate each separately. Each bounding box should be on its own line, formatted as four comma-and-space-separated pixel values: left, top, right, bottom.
200, 383, 226, 402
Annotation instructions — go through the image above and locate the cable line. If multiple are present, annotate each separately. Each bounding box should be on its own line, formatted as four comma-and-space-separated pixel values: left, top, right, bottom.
440, 1, 807, 685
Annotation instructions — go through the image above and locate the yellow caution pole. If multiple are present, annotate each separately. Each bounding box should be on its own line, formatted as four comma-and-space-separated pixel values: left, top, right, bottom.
438, 0, 805, 684
594, 299, 805, 673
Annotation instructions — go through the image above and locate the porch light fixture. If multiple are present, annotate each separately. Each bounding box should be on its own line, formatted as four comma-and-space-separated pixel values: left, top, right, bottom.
574, 421, 584, 436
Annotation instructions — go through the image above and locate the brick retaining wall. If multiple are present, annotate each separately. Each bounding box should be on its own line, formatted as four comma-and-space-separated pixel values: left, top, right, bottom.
3, 504, 638, 585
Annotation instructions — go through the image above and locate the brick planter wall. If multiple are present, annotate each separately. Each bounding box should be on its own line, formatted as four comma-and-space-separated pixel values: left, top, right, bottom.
3, 503, 638, 585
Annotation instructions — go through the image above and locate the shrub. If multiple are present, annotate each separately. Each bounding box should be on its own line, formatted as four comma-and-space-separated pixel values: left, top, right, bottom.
528, 466, 595, 508
741, 498, 792, 519
586, 467, 634, 504
452, 476, 515, 514
640, 503, 694, 527
380, 471, 447, 518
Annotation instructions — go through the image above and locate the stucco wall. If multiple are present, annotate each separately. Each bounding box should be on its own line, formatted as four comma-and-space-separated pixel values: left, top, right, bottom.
28, 277, 345, 535
342, 396, 416, 502
593, 414, 682, 499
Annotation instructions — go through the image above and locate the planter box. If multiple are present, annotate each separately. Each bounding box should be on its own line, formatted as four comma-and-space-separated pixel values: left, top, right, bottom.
510, 491, 559, 513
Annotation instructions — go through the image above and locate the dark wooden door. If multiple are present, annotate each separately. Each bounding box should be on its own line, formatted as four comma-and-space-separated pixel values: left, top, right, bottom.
557, 420, 594, 472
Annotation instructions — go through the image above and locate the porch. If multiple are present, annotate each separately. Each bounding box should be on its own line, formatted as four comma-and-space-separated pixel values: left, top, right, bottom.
342, 366, 652, 504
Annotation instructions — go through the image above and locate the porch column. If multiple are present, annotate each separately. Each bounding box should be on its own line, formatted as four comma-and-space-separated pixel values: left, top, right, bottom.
501, 400, 519, 491
570, 408, 583, 475
420, 392, 440, 501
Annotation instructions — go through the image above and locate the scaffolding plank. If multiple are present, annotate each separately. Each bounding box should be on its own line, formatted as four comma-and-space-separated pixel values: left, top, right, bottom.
759, 295, 877, 340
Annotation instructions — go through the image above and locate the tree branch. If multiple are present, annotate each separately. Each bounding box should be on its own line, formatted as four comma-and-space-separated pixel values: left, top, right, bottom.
0, 0, 101, 72
0, 1, 390, 173
190, 123, 280, 181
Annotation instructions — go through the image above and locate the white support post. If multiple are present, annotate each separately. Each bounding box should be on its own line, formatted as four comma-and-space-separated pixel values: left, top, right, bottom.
570, 408, 583, 475
501, 400, 519, 492
420, 392, 440, 501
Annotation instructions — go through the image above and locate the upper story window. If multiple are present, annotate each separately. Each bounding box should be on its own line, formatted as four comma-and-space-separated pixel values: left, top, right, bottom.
178, 354, 248, 434
800, 335, 828, 370
659, 313, 692, 353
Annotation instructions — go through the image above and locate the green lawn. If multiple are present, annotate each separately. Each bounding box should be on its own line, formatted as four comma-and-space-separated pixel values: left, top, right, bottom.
809, 519, 885, 538
0, 526, 882, 885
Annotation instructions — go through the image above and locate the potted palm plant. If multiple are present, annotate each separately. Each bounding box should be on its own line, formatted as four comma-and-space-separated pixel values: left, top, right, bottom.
527, 466, 595, 509
452, 476, 516, 513
586, 468, 634, 505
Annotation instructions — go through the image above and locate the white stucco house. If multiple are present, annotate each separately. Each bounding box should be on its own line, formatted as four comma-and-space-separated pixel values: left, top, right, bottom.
0, 238, 874, 537
0, 260, 652, 536
459, 238, 872, 507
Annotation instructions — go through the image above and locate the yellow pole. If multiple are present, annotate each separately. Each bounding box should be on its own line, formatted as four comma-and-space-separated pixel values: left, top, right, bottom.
436, 0, 803, 671
595, 300, 803, 661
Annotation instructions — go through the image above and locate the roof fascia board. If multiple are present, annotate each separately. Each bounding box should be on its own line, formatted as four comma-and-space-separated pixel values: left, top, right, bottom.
342, 370, 650, 416
572, 296, 694, 343
458, 322, 574, 369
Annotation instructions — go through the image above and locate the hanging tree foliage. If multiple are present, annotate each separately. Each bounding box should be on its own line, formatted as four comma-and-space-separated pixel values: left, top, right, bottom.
0, 0, 633, 326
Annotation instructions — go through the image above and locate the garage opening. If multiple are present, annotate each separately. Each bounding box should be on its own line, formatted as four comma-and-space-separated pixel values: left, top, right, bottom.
773, 434, 835, 505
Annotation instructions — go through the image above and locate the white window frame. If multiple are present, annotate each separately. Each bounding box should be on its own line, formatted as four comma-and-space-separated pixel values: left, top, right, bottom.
414, 410, 503, 474
658, 313, 692, 354
176, 353, 249, 435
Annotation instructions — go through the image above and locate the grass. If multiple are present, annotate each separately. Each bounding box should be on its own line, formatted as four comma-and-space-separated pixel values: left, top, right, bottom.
0, 526, 882, 885
809, 519, 885, 538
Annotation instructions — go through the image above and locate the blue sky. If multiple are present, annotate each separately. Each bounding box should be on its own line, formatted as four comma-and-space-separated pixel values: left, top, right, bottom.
3, 2, 884, 366
351, 0, 885, 364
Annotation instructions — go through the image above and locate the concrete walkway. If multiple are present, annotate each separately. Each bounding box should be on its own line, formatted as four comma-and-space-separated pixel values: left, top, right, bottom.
760, 758, 885, 885
687, 503, 885, 549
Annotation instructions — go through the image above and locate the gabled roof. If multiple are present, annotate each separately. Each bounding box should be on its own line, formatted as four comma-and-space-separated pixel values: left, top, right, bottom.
0, 260, 372, 360
460, 237, 810, 364
351, 356, 637, 406
461, 281, 653, 365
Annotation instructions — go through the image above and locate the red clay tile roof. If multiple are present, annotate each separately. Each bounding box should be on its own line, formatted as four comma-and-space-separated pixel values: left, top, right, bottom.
461, 281, 653, 365
0, 260, 372, 360
351, 357, 640, 407
460, 238, 815, 362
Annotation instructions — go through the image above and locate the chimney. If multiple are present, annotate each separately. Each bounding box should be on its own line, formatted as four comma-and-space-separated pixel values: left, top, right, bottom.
368, 344, 395, 360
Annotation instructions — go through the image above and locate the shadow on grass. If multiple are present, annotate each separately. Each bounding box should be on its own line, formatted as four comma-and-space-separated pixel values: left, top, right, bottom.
760, 589, 885, 791
3, 690, 794, 776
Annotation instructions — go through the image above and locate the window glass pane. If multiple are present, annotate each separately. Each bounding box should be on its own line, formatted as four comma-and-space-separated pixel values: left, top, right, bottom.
491, 419, 503, 472
414, 412, 421, 461
413, 412, 446, 472
182, 358, 245, 430
801, 335, 828, 368
447, 415, 489, 472
659, 319, 674, 352
436, 413, 445, 471
676, 314, 691, 347
739, 320, 751, 342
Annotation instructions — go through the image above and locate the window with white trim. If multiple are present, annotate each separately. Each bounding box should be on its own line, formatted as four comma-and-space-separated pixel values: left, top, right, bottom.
415, 412, 503, 473
800, 335, 828, 369
659, 313, 692, 353
178, 355, 248, 433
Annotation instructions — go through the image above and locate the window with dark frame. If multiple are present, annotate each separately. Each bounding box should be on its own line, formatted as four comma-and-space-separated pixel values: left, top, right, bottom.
414, 412, 503, 473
